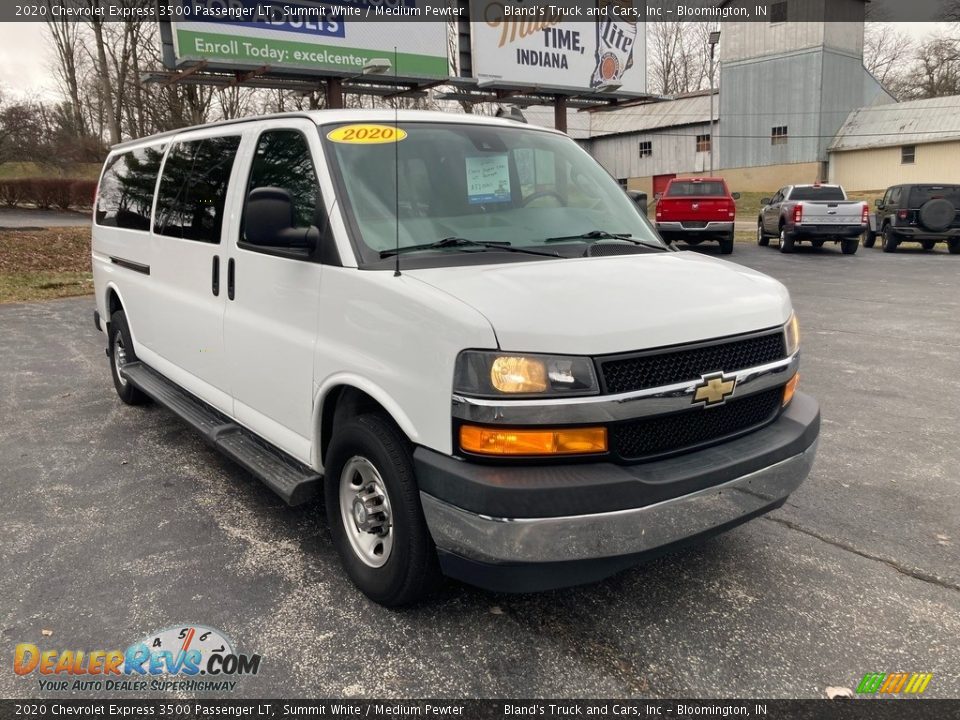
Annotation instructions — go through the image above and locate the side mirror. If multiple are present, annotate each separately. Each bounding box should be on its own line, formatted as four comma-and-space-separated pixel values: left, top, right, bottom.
627, 190, 648, 214
731, 192, 741, 200
654, 192, 663, 201
760, 197, 772, 206
875, 199, 884, 209
244, 187, 313, 249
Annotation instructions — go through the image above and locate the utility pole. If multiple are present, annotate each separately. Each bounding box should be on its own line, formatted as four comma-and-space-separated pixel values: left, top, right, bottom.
708, 30, 721, 176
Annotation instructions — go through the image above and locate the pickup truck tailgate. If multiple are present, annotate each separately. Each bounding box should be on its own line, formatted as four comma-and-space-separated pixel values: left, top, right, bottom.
799, 201, 863, 225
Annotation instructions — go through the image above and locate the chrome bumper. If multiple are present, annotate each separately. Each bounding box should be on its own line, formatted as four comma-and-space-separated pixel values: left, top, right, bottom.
420, 439, 816, 565
657, 221, 734, 232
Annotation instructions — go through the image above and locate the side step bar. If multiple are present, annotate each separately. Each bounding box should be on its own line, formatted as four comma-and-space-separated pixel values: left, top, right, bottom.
121, 361, 321, 506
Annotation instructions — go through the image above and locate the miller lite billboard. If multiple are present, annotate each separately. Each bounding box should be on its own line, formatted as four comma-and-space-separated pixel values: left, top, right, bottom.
469, 0, 646, 96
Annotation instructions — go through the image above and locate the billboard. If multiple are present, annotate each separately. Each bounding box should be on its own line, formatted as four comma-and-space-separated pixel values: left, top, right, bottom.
469, 0, 646, 95
168, 0, 449, 80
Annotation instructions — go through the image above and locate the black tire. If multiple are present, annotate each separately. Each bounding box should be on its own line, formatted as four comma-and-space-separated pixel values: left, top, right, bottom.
840, 237, 859, 255
863, 231, 877, 249
324, 412, 439, 607
778, 227, 795, 253
812, 239, 825, 249
718, 233, 734, 255
757, 221, 770, 247
949, 238, 960, 255
881, 225, 900, 253
921, 240, 937, 251
108, 310, 149, 406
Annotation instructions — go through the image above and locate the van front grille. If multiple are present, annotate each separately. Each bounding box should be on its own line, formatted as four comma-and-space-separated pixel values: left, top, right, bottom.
610, 386, 783, 462
599, 331, 787, 395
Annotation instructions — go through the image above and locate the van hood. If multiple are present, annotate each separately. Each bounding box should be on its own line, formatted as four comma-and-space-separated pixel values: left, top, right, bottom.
404, 252, 792, 355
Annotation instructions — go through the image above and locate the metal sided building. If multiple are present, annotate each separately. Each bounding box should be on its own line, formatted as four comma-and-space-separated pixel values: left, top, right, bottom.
828, 96, 960, 190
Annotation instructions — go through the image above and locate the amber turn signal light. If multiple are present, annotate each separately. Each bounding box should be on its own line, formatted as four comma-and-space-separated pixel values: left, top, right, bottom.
459, 425, 608, 456
783, 373, 799, 407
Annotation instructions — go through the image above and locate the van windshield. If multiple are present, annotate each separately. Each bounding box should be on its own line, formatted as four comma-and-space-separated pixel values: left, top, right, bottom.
321, 121, 664, 266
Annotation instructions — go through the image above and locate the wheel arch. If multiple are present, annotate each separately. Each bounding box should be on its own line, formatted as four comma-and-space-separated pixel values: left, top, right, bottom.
313, 379, 419, 471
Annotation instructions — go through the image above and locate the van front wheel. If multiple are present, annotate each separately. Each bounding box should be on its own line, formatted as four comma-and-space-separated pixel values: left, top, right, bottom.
324, 412, 439, 606
108, 311, 149, 406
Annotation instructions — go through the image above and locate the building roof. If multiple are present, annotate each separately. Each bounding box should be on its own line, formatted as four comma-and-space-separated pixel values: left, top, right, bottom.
829, 95, 960, 152
524, 91, 718, 141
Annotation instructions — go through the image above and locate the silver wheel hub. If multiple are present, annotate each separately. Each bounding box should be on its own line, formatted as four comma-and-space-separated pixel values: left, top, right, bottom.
113, 331, 128, 386
339, 456, 393, 567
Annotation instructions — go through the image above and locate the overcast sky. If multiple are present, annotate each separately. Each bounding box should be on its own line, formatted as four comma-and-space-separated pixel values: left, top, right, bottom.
0, 21, 948, 102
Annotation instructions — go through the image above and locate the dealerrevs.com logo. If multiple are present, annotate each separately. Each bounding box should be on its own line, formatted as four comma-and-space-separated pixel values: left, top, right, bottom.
14, 624, 261, 693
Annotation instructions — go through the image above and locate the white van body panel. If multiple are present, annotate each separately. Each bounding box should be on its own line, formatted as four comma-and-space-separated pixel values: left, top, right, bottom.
312, 268, 498, 466
405, 253, 793, 356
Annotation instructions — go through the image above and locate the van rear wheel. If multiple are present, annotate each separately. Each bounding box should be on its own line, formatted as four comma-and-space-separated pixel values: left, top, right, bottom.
108, 311, 149, 406
324, 412, 439, 606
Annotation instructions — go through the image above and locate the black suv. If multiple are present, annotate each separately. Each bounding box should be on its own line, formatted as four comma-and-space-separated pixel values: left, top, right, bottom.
866, 184, 960, 254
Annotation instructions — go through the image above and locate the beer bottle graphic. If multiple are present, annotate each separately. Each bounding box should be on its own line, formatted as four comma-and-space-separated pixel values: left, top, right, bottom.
591, 0, 639, 88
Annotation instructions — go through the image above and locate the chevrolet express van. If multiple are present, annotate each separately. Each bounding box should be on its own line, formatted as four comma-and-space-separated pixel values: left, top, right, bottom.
92, 111, 819, 606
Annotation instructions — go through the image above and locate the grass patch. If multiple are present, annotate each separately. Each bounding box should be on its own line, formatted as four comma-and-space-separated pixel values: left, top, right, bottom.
0, 226, 93, 303
0, 272, 93, 303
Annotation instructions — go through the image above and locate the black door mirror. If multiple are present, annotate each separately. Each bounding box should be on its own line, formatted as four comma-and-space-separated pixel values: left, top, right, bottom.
244, 187, 314, 249
627, 190, 648, 214
760, 197, 772, 206
875, 199, 885, 209
732, 192, 741, 200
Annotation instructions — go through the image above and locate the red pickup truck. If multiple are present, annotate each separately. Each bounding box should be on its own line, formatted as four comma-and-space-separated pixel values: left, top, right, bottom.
655, 177, 740, 254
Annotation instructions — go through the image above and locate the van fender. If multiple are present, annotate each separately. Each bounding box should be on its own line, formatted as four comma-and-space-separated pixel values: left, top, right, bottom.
102, 281, 140, 348
311, 373, 420, 470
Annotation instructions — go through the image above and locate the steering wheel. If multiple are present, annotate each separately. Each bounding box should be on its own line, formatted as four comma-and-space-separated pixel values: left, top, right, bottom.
522, 190, 565, 207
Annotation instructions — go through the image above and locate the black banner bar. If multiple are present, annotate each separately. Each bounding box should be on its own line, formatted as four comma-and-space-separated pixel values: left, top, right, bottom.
0, 0, 952, 23
0, 699, 957, 720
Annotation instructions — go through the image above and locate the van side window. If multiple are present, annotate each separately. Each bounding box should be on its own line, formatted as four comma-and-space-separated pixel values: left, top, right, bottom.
243, 130, 320, 235
96, 145, 166, 230
154, 136, 241, 243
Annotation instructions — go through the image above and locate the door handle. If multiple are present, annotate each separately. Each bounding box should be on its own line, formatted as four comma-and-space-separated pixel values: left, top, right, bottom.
227, 258, 235, 301
212, 256, 220, 296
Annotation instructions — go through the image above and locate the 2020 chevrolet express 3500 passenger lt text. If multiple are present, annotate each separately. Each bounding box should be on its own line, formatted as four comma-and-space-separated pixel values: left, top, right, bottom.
92, 111, 820, 606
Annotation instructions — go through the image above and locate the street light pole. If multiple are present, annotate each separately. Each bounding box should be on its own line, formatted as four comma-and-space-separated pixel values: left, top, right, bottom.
708, 30, 720, 176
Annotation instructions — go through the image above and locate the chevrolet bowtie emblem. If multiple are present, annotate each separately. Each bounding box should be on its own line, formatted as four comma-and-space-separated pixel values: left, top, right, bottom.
693, 372, 737, 406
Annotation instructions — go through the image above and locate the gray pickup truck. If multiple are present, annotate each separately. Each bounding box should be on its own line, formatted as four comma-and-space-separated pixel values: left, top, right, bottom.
757, 183, 868, 254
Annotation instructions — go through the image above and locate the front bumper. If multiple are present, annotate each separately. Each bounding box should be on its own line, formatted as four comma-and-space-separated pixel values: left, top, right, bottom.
415, 392, 819, 591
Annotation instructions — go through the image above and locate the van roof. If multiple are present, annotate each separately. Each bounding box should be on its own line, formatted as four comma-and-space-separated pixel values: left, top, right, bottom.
110, 109, 556, 153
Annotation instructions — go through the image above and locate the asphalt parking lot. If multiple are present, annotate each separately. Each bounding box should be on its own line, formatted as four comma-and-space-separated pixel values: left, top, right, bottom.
1, 241, 958, 699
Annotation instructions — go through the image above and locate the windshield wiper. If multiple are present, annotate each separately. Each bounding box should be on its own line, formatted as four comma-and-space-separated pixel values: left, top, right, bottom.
544, 230, 667, 251
380, 236, 560, 259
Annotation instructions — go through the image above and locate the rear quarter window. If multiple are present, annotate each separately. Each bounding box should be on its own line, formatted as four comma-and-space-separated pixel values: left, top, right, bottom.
154, 136, 242, 243
96, 145, 166, 230
665, 181, 726, 197
789, 187, 845, 201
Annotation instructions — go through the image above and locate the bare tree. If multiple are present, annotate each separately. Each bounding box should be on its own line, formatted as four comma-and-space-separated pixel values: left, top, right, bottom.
863, 22, 913, 91
647, 22, 714, 96
901, 33, 960, 99
44, 5, 87, 136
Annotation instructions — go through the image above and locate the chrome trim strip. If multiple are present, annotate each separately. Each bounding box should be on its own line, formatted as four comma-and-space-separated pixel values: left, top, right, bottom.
421, 439, 817, 565
452, 354, 798, 425
657, 221, 735, 231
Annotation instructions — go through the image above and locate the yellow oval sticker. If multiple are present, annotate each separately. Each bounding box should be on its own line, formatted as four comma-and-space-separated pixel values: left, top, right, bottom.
326, 124, 408, 144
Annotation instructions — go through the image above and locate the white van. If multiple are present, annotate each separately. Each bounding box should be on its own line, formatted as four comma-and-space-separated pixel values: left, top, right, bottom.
92, 111, 819, 606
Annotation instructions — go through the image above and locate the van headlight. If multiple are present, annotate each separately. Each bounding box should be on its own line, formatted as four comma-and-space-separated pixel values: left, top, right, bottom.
784, 313, 800, 356
454, 351, 600, 398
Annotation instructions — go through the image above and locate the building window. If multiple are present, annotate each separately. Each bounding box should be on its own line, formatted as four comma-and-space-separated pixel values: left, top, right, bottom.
901, 145, 916, 164
617, 178, 628, 189
639, 140, 653, 158
695, 134, 711, 153
771, 126, 789, 146
770, 1, 787, 23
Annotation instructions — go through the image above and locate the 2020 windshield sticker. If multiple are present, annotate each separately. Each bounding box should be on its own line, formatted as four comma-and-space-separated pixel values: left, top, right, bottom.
466, 154, 511, 204
326, 124, 407, 144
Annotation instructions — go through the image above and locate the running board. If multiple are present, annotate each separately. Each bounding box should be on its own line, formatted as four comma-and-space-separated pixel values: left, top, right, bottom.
120, 362, 321, 506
